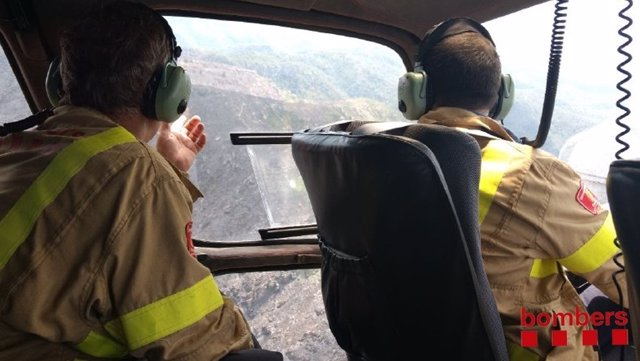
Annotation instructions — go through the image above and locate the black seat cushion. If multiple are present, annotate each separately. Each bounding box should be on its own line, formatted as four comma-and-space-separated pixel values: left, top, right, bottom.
292, 121, 508, 361
607, 159, 640, 361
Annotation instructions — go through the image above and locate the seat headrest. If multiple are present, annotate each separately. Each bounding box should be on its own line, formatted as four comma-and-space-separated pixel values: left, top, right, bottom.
350, 121, 414, 136
303, 120, 417, 135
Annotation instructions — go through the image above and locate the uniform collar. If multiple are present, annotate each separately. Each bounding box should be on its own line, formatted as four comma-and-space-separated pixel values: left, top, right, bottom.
417, 106, 515, 141
42, 105, 119, 130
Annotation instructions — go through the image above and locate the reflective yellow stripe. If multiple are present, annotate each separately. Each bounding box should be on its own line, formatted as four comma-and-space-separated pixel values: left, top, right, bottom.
529, 259, 558, 278
479, 141, 524, 224
104, 275, 224, 350
76, 331, 127, 358
559, 213, 618, 274
0, 127, 136, 269
507, 340, 540, 361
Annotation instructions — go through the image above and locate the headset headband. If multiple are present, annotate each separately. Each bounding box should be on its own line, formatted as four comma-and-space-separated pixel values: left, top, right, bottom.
155, 11, 182, 60
416, 17, 495, 68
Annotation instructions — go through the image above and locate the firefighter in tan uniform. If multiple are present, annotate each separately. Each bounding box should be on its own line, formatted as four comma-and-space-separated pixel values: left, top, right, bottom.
0, 2, 282, 361
401, 18, 628, 360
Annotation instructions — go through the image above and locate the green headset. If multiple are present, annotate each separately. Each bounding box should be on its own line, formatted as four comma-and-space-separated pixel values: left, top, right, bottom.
45, 11, 191, 123
397, 17, 514, 121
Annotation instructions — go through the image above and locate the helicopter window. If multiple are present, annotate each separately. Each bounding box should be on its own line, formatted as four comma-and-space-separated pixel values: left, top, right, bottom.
0, 47, 30, 122
165, 17, 405, 360
165, 16, 406, 241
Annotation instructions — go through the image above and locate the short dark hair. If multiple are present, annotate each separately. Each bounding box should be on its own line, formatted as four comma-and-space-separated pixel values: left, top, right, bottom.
421, 32, 502, 110
59, 1, 171, 116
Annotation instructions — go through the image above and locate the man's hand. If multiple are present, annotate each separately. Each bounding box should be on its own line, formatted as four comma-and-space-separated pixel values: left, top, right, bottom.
156, 115, 207, 172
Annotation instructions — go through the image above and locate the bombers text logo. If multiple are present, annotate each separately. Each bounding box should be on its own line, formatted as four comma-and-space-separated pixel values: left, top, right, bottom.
520, 307, 629, 347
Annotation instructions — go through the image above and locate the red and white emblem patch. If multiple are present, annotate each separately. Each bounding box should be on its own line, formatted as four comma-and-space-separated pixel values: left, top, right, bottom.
575, 181, 602, 215
185, 221, 196, 257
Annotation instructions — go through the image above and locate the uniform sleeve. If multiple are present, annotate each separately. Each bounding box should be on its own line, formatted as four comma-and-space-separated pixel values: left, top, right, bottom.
533, 158, 627, 307
95, 167, 253, 360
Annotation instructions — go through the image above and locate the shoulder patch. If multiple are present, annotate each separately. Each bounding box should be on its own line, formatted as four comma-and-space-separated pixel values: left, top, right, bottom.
185, 221, 196, 257
575, 181, 602, 215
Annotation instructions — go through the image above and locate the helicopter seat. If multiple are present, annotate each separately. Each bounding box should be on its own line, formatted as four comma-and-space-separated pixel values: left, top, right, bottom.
291, 120, 509, 361
607, 159, 640, 361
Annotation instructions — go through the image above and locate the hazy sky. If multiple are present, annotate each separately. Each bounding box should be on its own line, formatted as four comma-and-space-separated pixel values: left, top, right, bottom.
486, 0, 640, 181
487, 0, 638, 91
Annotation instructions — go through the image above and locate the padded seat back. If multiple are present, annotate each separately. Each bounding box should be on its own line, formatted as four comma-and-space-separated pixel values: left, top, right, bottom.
291, 120, 508, 361
607, 159, 640, 360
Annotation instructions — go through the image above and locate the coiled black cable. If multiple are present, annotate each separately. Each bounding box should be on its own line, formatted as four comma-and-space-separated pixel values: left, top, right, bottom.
0, 108, 53, 136
521, 0, 568, 148
614, 0, 633, 160
610, 3, 633, 361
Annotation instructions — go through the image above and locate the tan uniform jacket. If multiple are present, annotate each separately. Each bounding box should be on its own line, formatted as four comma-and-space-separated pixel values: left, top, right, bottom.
0, 106, 252, 360
419, 107, 626, 361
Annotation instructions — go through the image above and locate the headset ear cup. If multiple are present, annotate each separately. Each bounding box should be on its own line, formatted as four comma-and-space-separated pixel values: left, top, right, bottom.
397, 70, 429, 120
492, 74, 515, 121
45, 57, 63, 107
153, 62, 191, 122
